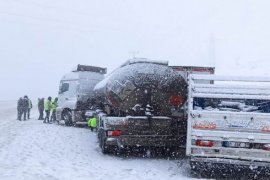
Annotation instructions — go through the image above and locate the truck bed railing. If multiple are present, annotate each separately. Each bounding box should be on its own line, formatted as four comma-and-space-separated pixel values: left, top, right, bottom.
190, 75, 270, 98
186, 74, 270, 159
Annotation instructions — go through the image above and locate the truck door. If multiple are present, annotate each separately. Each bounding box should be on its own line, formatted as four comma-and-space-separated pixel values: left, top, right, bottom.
58, 81, 69, 107
58, 80, 78, 109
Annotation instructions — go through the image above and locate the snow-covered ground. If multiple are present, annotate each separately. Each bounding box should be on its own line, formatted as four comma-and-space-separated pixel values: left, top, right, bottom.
0, 101, 194, 180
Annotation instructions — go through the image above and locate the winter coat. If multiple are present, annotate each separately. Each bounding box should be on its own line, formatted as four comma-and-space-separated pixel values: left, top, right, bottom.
44, 100, 52, 111
38, 99, 44, 110
87, 117, 97, 128
17, 98, 23, 110
28, 99, 32, 109
51, 99, 58, 112
21, 98, 29, 110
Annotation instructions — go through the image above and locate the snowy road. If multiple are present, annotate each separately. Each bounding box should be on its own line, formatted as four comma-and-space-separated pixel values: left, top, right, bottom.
0, 101, 194, 180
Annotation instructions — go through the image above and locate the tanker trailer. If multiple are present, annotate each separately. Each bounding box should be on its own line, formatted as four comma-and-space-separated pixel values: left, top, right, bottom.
94, 59, 188, 154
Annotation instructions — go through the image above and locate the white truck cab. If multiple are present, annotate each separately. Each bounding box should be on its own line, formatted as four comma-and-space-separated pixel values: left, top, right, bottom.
56, 65, 106, 125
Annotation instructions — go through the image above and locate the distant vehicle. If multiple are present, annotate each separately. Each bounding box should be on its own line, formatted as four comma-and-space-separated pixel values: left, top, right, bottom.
93, 58, 215, 154
56, 64, 106, 126
186, 74, 270, 174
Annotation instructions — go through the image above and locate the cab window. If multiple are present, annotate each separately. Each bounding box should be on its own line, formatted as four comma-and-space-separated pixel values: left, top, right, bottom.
59, 83, 69, 94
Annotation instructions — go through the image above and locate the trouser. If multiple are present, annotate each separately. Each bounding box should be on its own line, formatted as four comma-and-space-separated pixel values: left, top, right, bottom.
27, 108, 31, 119
44, 110, 50, 123
50, 110, 56, 122
38, 109, 44, 120
17, 108, 22, 120
20, 109, 27, 120
90, 127, 96, 132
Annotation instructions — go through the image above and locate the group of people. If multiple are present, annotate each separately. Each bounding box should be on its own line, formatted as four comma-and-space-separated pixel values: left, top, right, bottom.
17, 96, 58, 123
17, 95, 32, 121
17, 96, 97, 131
38, 96, 58, 123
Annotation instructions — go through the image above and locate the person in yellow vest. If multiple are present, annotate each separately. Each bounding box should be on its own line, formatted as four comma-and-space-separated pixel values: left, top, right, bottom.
87, 115, 97, 132
27, 98, 32, 119
44, 97, 52, 123
50, 97, 58, 123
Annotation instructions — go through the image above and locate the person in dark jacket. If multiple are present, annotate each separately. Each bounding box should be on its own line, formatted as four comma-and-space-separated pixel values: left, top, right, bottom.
20, 95, 29, 121
38, 98, 44, 120
38, 98, 45, 120
17, 97, 23, 120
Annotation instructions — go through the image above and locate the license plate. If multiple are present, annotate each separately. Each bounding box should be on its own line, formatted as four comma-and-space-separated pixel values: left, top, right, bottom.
223, 141, 250, 148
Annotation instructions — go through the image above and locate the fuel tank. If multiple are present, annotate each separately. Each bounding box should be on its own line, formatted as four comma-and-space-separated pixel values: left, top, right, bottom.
94, 59, 188, 116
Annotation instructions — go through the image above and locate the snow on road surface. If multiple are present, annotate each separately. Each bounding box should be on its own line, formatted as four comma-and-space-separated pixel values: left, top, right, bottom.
0, 101, 195, 180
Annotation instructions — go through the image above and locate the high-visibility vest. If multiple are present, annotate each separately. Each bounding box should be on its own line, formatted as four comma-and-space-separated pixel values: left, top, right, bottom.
87, 117, 97, 128
44, 100, 51, 111
51, 99, 58, 111
28, 99, 32, 109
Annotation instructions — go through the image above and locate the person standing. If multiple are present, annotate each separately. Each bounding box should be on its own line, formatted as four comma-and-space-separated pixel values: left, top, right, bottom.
17, 97, 23, 120
50, 97, 58, 123
44, 97, 52, 123
27, 98, 32, 119
38, 98, 45, 120
21, 95, 29, 121
87, 115, 97, 132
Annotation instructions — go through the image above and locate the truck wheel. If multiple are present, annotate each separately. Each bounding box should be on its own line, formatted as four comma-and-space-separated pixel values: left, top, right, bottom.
101, 139, 108, 154
63, 110, 73, 126
100, 138, 113, 154
190, 162, 211, 178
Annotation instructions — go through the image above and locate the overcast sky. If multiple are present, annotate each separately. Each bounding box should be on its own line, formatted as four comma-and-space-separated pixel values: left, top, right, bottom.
1, 0, 270, 101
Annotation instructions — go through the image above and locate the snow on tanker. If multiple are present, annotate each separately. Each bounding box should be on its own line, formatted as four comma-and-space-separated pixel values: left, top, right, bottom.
93, 58, 214, 154
94, 59, 187, 116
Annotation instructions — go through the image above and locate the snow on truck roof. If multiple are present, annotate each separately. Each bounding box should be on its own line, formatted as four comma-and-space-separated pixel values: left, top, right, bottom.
61, 65, 106, 81
120, 58, 168, 67
72, 64, 107, 74
61, 72, 79, 81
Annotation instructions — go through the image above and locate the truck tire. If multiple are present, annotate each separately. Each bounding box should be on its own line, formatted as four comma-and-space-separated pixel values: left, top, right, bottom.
100, 139, 110, 154
190, 161, 213, 178
63, 110, 73, 126
99, 134, 116, 154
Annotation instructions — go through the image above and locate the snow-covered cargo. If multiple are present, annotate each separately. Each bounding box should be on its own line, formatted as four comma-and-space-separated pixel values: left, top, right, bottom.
187, 74, 270, 173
